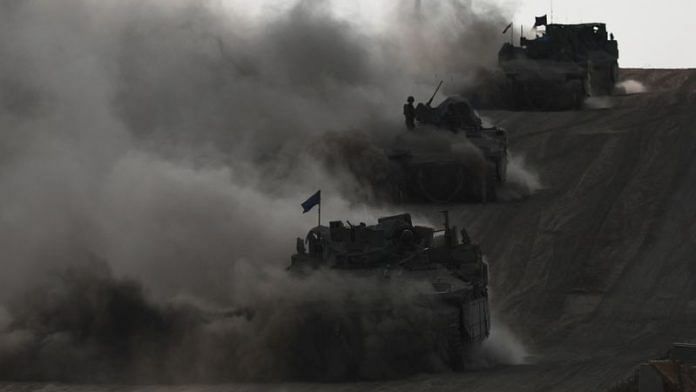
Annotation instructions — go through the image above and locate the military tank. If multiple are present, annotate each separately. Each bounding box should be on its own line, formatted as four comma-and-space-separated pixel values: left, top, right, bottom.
388, 91, 508, 203
498, 20, 619, 110
289, 212, 490, 372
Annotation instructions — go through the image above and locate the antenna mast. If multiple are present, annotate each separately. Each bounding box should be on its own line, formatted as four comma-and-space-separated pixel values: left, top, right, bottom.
550, 0, 554, 24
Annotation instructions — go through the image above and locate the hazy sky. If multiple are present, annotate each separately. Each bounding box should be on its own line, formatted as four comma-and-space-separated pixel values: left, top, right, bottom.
223, 0, 694, 68
509, 0, 696, 68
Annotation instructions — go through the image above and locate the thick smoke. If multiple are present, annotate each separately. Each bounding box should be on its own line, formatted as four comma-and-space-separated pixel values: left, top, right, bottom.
0, 260, 459, 382
0, 0, 521, 381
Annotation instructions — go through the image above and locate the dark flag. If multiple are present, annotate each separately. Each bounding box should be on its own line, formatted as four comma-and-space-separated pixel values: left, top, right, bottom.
301, 190, 321, 213
502, 22, 513, 34
534, 15, 548, 28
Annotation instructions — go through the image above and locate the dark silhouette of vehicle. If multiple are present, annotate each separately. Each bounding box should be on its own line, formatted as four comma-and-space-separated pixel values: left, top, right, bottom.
289, 212, 490, 372
388, 92, 507, 203
498, 21, 619, 110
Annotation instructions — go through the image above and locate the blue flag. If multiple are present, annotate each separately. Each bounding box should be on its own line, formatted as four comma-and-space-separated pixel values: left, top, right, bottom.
301, 190, 321, 213
534, 15, 547, 28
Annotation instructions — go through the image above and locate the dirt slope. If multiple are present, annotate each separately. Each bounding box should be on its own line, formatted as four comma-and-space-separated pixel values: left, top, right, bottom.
452, 67, 696, 390
2, 69, 695, 392
475, 68, 696, 344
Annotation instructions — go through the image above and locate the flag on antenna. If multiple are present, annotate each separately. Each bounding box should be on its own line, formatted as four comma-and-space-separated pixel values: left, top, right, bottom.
534, 15, 548, 28
502, 22, 513, 34
301, 190, 321, 213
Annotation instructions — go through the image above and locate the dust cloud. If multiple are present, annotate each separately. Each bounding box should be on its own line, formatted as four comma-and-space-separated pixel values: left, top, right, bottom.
0, 260, 475, 382
0, 0, 525, 382
498, 153, 543, 201
615, 79, 648, 95
584, 96, 614, 110
476, 322, 532, 367
582, 79, 648, 109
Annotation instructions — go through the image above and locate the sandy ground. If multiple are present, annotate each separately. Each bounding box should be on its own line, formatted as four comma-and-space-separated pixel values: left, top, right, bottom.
3, 69, 696, 391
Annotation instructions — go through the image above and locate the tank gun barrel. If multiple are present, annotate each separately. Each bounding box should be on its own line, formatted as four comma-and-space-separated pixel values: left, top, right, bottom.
426, 80, 444, 107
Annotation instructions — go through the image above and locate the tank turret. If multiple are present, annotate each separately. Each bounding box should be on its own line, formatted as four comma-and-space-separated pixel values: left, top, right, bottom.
289, 212, 491, 370
389, 93, 508, 203
498, 20, 619, 110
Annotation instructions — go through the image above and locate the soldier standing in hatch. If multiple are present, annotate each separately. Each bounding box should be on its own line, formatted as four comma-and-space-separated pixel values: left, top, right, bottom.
403, 96, 416, 130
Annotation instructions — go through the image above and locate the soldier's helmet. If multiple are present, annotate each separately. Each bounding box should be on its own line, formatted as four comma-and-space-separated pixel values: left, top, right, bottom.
407, 96, 415, 103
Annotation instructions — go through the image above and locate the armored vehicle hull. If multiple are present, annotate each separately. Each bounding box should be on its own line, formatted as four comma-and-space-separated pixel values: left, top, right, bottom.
388, 96, 507, 203
289, 213, 491, 372
388, 147, 504, 203
498, 22, 619, 110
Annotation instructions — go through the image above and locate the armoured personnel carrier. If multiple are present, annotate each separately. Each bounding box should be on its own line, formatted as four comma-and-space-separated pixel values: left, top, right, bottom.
289, 212, 490, 371
498, 21, 619, 110
389, 94, 507, 203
